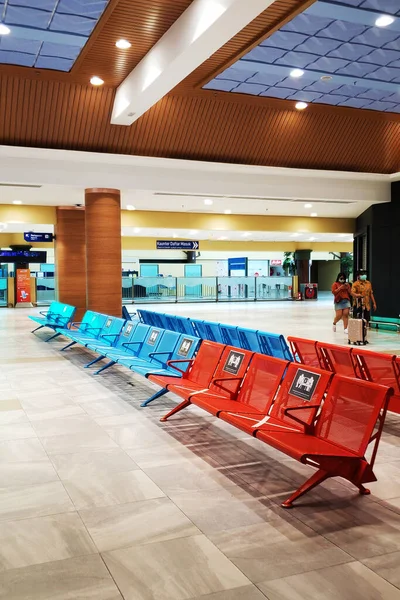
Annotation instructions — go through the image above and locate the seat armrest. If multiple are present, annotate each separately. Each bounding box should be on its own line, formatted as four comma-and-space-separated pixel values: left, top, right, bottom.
166, 358, 194, 374
283, 404, 321, 431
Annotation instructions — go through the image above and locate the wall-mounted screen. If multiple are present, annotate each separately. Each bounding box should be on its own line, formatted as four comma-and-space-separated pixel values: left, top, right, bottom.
0, 250, 47, 264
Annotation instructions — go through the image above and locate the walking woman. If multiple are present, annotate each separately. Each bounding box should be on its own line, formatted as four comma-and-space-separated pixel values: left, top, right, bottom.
331, 272, 352, 333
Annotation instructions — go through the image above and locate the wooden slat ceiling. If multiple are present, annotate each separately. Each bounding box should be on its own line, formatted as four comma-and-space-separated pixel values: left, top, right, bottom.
0, 0, 399, 174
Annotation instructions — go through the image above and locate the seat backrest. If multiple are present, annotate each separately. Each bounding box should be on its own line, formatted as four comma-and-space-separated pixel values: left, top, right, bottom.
175, 316, 196, 336
169, 335, 200, 370
191, 319, 208, 340
257, 331, 293, 360
205, 321, 224, 343
137, 309, 156, 326
78, 312, 107, 334
269, 363, 333, 429
115, 321, 139, 349
136, 326, 165, 359
237, 354, 289, 412
317, 342, 357, 378
237, 327, 262, 353
351, 349, 399, 392
120, 323, 150, 353
219, 324, 240, 347
206, 346, 253, 399
59, 303, 76, 324
147, 330, 181, 365
288, 337, 321, 368
156, 313, 170, 330
98, 317, 125, 344
315, 375, 391, 456
183, 340, 225, 386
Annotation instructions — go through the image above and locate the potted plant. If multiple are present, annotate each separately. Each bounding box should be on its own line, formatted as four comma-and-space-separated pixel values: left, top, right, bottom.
283, 252, 296, 276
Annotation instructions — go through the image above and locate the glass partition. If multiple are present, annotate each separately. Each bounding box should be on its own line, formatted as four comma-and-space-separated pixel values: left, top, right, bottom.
255, 276, 292, 300
177, 277, 216, 302
217, 277, 256, 301
122, 277, 133, 302
133, 277, 177, 303
36, 276, 55, 304
0, 278, 7, 306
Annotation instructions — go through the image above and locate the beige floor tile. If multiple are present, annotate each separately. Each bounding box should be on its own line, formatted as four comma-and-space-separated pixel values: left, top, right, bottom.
0, 481, 74, 522
40, 430, 118, 455
258, 561, 400, 600
80, 496, 199, 552
63, 469, 165, 509
191, 588, 267, 600
210, 522, 352, 582
0, 400, 22, 411
31, 415, 102, 437
0, 554, 123, 600
363, 551, 400, 589
0, 422, 37, 442
103, 534, 249, 600
80, 399, 134, 418
0, 512, 96, 571
143, 461, 238, 495
51, 447, 138, 480
0, 410, 28, 425
126, 442, 209, 469
170, 487, 275, 535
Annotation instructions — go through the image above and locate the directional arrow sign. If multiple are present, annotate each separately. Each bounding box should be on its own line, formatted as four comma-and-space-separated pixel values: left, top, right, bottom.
156, 241, 199, 250
24, 232, 54, 243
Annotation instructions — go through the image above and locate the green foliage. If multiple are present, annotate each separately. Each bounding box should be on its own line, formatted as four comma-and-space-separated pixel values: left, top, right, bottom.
283, 252, 296, 276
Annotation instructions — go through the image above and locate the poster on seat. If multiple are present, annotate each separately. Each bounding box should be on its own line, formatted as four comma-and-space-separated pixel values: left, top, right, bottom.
289, 368, 320, 402
16, 269, 31, 303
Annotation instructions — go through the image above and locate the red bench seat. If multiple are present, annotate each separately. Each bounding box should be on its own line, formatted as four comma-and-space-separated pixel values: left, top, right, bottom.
256, 375, 392, 507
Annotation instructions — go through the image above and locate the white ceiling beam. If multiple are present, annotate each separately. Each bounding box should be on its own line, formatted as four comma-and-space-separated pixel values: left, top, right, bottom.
111, 0, 276, 126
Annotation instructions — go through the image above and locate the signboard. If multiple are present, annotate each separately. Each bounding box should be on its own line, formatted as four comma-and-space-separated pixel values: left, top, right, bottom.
289, 368, 320, 402
177, 338, 194, 357
0, 250, 47, 263
270, 259, 282, 266
157, 241, 199, 250
16, 268, 31, 304
223, 350, 245, 375
228, 257, 248, 275
24, 232, 54, 243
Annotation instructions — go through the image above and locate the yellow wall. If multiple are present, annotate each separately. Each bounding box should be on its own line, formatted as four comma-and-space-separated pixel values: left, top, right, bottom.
0, 204, 355, 234
121, 211, 355, 234
0, 232, 352, 253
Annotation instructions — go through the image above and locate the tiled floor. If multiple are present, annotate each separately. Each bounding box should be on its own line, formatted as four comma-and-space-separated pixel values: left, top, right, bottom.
0, 298, 400, 599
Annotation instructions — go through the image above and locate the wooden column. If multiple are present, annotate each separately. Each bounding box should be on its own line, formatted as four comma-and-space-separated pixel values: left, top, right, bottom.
55, 208, 86, 321
85, 188, 122, 317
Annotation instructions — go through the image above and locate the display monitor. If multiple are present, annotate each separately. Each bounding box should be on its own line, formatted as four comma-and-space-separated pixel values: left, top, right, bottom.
0, 250, 47, 263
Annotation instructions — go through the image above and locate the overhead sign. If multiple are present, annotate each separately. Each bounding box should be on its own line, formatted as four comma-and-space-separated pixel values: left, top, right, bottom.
156, 240, 199, 250
0, 250, 47, 263
228, 257, 248, 274
24, 232, 54, 243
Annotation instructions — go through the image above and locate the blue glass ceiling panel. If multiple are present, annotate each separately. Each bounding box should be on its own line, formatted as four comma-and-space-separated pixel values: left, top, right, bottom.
204, 0, 400, 114
0, 0, 110, 72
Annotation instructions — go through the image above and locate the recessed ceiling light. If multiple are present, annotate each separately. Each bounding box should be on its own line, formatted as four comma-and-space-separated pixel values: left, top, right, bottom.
126, 205, 135, 211
309, 237, 316, 241
12, 200, 22, 205
242, 232, 251, 237
224, 209, 232, 214
134, 227, 141, 233
304, 203, 312, 208
90, 76, 104, 86
290, 233, 300, 237
116, 39, 131, 49
204, 198, 213, 205
295, 101, 308, 110
290, 69, 304, 78
311, 212, 318, 217
320, 75, 332, 82
375, 15, 395, 27
173, 233, 178, 239
0, 24, 10, 35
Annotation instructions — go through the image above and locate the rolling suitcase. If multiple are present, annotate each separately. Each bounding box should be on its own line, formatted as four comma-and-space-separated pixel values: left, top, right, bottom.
348, 301, 368, 346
